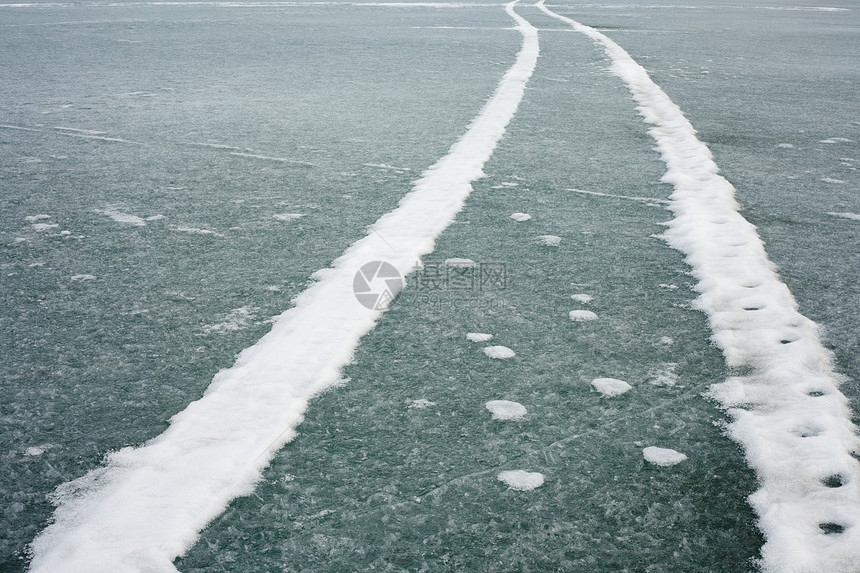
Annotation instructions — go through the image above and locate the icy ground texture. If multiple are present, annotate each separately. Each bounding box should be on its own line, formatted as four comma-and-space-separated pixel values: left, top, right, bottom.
537, 2, 860, 570
25, 3, 540, 571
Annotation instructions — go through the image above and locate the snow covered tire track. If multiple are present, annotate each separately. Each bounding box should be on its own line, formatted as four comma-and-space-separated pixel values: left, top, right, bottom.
27, 4, 539, 572
537, 2, 860, 572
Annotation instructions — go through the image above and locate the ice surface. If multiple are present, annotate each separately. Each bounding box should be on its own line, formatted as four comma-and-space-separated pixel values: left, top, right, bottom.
642, 446, 687, 467
27, 5, 541, 570
497, 470, 544, 491
484, 345, 515, 359
591, 377, 632, 397
200, 306, 258, 334
537, 1, 860, 569
510, 212, 531, 221
570, 293, 592, 303
485, 400, 527, 420
466, 332, 493, 342
568, 310, 597, 322
535, 234, 561, 246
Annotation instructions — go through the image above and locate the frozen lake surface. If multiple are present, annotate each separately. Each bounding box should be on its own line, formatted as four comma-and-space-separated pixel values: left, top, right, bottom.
2, 1, 858, 571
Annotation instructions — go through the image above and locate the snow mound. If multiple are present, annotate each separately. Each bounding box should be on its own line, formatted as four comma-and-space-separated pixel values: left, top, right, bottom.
569, 310, 597, 321
484, 346, 515, 359
571, 293, 593, 303
591, 377, 632, 397
466, 332, 493, 342
485, 400, 527, 420
510, 212, 532, 221
643, 446, 688, 467
535, 234, 561, 246
498, 470, 544, 491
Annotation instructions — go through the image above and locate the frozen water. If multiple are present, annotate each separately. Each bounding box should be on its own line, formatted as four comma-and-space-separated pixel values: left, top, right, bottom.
642, 446, 688, 467
497, 470, 544, 491
2, 1, 858, 572
591, 377, 632, 397
485, 400, 527, 420
483, 346, 515, 359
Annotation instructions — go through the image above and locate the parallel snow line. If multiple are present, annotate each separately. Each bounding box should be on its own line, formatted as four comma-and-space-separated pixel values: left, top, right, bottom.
28, 4, 538, 572
537, 2, 860, 572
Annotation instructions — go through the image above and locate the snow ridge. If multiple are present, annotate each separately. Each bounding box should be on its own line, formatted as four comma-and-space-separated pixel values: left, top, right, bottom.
537, 2, 860, 571
28, 4, 539, 572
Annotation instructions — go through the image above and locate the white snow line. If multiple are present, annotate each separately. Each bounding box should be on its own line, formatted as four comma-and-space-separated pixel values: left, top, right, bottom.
28, 4, 538, 572
537, 2, 860, 572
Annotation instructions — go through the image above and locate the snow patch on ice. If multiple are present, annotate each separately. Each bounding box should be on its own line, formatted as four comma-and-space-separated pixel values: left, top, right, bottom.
273, 213, 305, 222
174, 226, 225, 238
445, 257, 476, 267
95, 207, 146, 227
497, 470, 544, 491
643, 446, 687, 466
535, 234, 561, 246
25, 444, 52, 456
569, 310, 597, 322
485, 400, 527, 420
466, 332, 493, 342
484, 345, 515, 359
591, 377, 632, 396
827, 212, 860, 221
510, 212, 532, 221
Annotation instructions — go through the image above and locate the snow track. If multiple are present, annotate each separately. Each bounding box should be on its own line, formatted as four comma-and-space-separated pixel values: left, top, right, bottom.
27, 3, 538, 572
537, 2, 860, 571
